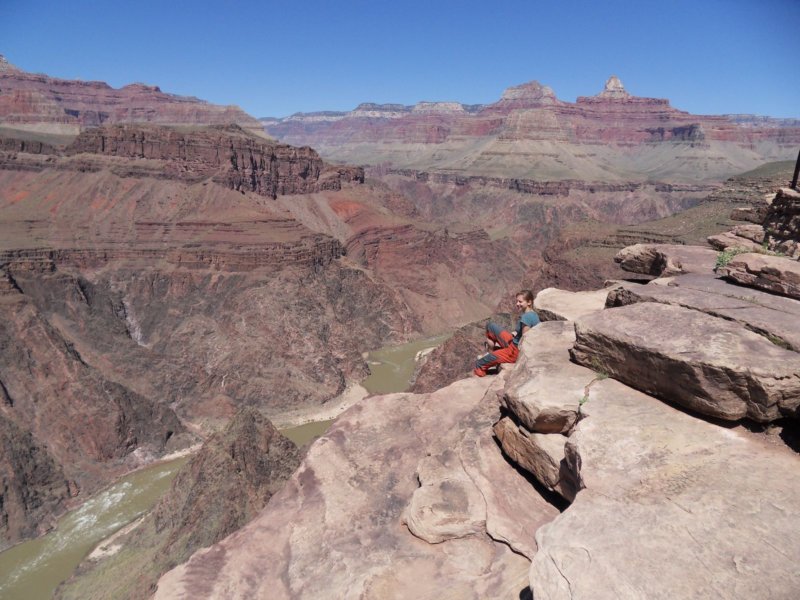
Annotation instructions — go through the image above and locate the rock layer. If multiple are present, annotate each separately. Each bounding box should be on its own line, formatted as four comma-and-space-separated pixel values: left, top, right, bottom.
0, 57, 263, 134
571, 302, 800, 421
265, 76, 800, 183
606, 273, 800, 351
530, 377, 800, 599
154, 378, 559, 599
614, 243, 718, 276
718, 252, 800, 300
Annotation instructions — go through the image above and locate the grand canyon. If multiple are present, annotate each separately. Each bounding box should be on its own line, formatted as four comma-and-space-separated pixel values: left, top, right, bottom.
1, 50, 799, 599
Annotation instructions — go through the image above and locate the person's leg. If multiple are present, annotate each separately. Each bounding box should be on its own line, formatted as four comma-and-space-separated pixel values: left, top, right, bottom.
486, 322, 514, 349
474, 344, 519, 376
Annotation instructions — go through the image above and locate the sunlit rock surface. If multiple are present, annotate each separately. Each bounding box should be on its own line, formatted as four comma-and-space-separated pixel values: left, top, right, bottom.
154, 377, 559, 599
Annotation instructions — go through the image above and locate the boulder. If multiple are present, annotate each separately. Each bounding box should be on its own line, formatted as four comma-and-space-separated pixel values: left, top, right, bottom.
530, 377, 800, 599
534, 288, 610, 322
614, 244, 718, 276
730, 206, 767, 223
571, 303, 800, 422
717, 252, 800, 300
707, 231, 763, 252
763, 187, 800, 258
606, 273, 800, 351
493, 417, 579, 502
502, 321, 595, 434
154, 376, 559, 599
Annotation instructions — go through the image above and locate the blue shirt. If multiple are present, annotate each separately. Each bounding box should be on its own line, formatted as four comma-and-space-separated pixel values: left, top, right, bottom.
512, 311, 540, 345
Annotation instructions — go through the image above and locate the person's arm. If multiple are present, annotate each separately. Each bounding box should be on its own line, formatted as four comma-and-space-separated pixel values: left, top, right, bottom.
518, 313, 539, 338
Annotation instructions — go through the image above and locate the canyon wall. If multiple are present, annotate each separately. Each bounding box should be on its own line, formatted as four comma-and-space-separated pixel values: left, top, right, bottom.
0, 120, 526, 549
265, 76, 800, 183
0, 55, 263, 136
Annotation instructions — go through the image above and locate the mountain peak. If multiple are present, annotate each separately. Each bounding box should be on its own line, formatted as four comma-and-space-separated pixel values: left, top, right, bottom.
0, 54, 21, 74
598, 75, 630, 99
501, 81, 557, 102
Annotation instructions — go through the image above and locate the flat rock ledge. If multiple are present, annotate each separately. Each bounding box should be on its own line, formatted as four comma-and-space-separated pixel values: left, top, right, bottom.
717, 252, 800, 300
707, 228, 764, 252
614, 243, 718, 277
571, 302, 800, 422
502, 321, 593, 434
530, 377, 800, 600
605, 273, 800, 351
495, 321, 596, 503
495, 311, 800, 598
154, 376, 559, 599
533, 287, 610, 322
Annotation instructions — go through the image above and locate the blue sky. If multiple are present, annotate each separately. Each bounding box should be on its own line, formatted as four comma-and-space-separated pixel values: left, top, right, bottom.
2, 0, 798, 118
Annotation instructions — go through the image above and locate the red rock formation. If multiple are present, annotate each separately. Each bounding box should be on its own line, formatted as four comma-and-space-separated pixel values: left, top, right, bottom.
0, 55, 262, 134
0, 414, 71, 551
65, 124, 364, 198
265, 76, 800, 182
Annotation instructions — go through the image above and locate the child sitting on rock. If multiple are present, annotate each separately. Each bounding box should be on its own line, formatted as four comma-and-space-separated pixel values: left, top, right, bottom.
474, 289, 540, 377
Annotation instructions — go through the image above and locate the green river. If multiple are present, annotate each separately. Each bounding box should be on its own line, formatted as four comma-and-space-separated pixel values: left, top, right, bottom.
0, 333, 450, 599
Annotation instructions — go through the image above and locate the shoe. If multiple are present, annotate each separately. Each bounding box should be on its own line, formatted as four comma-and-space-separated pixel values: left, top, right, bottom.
473, 368, 486, 377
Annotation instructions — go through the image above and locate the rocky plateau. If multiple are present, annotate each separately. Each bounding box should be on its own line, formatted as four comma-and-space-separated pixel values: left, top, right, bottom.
155, 193, 800, 598
0, 55, 263, 137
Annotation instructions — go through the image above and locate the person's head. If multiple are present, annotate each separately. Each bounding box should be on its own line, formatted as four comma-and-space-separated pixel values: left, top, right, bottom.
515, 289, 534, 311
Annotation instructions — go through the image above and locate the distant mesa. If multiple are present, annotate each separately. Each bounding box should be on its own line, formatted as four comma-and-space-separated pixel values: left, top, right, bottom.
0, 56, 264, 137
264, 73, 800, 183
121, 82, 163, 93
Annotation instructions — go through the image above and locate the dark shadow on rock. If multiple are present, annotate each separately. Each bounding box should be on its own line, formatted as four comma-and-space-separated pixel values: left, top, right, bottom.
518, 586, 533, 600
740, 418, 800, 454
493, 408, 571, 513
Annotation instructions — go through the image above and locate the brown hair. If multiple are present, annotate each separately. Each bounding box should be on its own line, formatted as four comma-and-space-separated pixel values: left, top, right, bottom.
516, 289, 534, 304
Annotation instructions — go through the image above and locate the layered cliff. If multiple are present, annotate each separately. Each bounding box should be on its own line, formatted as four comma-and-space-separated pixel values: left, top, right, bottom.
265, 76, 800, 182
0, 55, 263, 136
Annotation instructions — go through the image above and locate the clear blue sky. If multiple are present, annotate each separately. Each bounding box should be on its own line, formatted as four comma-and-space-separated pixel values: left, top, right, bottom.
2, 0, 798, 118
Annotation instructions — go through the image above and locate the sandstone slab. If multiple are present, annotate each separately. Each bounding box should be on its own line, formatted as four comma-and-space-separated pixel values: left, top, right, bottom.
718, 252, 800, 300
706, 230, 763, 252
730, 205, 767, 223
402, 451, 486, 544
572, 302, 800, 422
530, 377, 800, 599
533, 287, 609, 322
493, 417, 578, 502
503, 321, 596, 434
154, 377, 559, 599
614, 244, 718, 276
606, 273, 800, 351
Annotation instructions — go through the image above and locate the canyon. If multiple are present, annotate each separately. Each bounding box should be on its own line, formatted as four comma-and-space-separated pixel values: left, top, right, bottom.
264, 75, 800, 183
0, 85, 525, 553
154, 189, 800, 598
1, 56, 799, 599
